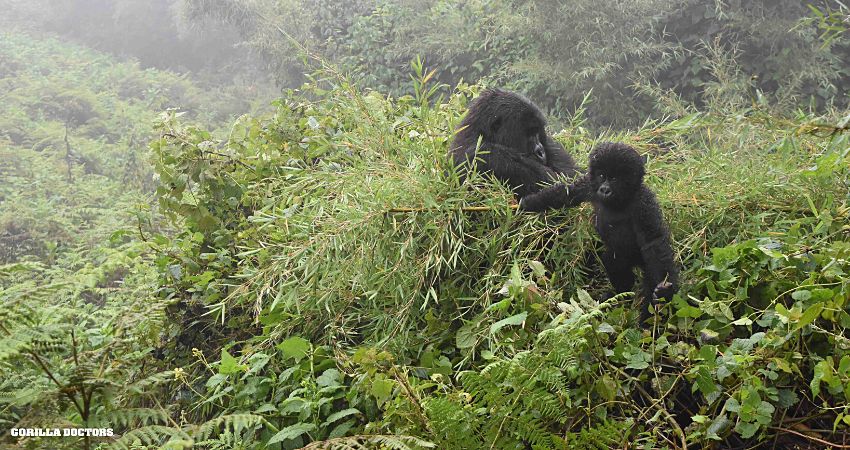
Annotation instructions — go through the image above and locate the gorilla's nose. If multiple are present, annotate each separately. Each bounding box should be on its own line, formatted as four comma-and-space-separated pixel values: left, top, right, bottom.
534, 143, 545, 158
598, 185, 612, 197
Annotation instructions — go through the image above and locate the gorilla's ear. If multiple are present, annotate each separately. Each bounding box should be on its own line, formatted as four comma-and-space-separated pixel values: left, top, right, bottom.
489, 116, 503, 135
641, 154, 648, 164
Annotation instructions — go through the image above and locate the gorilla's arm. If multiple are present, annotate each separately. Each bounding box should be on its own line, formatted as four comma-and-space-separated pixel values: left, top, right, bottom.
515, 139, 585, 211
516, 173, 591, 212
633, 189, 678, 298
456, 144, 563, 198
544, 137, 579, 177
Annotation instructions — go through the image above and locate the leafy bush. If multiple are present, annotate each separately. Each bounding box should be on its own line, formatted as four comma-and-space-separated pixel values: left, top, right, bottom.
142, 65, 850, 448
3, 22, 850, 450
0, 32, 258, 450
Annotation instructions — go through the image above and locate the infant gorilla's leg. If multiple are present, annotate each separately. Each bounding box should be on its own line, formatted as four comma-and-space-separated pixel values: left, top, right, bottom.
601, 250, 635, 295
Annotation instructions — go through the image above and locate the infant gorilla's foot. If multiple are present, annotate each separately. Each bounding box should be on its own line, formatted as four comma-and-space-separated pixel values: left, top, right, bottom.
653, 281, 675, 300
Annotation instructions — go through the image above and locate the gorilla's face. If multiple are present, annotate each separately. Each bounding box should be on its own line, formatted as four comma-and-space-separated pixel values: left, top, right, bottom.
488, 111, 548, 165
467, 89, 550, 166
524, 124, 547, 165
591, 169, 629, 203
588, 144, 646, 208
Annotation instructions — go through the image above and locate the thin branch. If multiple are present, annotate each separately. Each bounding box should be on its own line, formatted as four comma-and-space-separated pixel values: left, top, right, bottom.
0, 323, 84, 416
387, 205, 519, 213
769, 426, 850, 449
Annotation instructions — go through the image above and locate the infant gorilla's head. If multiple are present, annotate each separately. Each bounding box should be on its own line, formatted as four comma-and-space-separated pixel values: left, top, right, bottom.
588, 142, 646, 208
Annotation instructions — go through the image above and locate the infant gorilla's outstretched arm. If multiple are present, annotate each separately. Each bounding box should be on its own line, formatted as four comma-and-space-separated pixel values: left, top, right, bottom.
517, 174, 591, 211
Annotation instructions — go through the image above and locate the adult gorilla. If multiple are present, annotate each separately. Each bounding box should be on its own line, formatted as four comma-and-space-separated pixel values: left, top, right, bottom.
449, 89, 581, 198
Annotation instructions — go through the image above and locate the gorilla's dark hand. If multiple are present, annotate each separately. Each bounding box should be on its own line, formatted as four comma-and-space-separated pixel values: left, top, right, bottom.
653, 280, 675, 301
518, 174, 590, 212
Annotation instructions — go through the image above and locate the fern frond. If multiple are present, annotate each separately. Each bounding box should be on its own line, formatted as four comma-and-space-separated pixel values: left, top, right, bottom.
98, 407, 170, 429
196, 413, 269, 440
110, 425, 190, 450
564, 419, 634, 450
301, 434, 435, 450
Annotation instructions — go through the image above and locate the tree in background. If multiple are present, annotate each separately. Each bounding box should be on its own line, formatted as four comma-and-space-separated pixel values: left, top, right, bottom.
0, 0, 265, 84
181, 0, 850, 126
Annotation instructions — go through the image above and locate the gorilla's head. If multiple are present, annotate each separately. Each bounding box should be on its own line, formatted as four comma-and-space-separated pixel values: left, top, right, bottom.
460, 89, 549, 164
588, 142, 646, 208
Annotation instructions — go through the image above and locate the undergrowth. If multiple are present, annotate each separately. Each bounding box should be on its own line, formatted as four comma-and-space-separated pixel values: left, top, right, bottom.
3, 57, 850, 448
133, 62, 850, 449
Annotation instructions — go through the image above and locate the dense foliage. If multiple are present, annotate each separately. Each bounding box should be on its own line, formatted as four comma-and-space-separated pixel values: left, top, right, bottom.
0, 33, 255, 449
185, 0, 850, 126
131, 68, 850, 449
2, 3, 850, 450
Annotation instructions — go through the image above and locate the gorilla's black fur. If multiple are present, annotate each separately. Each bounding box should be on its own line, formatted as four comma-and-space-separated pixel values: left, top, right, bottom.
587, 143, 678, 323
450, 89, 579, 198
522, 142, 678, 324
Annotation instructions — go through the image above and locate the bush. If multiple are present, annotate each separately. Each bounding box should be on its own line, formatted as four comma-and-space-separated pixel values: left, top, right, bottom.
144, 67, 850, 448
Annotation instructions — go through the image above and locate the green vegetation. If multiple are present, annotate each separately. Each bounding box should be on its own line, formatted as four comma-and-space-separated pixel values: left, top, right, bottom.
2, 2, 850, 450
185, 0, 850, 126
135, 68, 850, 449
0, 32, 256, 449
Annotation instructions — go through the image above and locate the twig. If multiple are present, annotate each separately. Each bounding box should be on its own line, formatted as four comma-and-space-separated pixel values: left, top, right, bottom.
589, 346, 688, 450
161, 133, 255, 171
390, 366, 432, 433
387, 205, 519, 213
796, 122, 850, 137
630, 374, 688, 450
769, 426, 850, 449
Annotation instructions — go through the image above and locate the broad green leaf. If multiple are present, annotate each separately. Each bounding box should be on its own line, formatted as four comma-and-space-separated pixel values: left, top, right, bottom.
732, 317, 753, 326
811, 359, 832, 398
219, 349, 245, 375
706, 414, 732, 440
328, 420, 355, 439
695, 366, 718, 395
277, 337, 310, 362
322, 408, 360, 426
317, 368, 342, 387
625, 349, 650, 370
372, 378, 394, 406
206, 373, 227, 388
490, 312, 527, 335
791, 289, 811, 301
811, 288, 834, 302
267, 423, 316, 445
839, 356, 850, 376
529, 260, 546, 277
793, 303, 823, 331
595, 375, 617, 401
735, 421, 759, 439
456, 322, 479, 349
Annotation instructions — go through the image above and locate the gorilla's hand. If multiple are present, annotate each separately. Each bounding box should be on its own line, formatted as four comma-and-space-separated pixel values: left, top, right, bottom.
653, 280, 675, 301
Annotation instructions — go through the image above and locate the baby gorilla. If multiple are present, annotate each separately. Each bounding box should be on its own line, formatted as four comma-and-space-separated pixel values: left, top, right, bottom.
523, 142, 678, 324
587, 143, 678, 323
